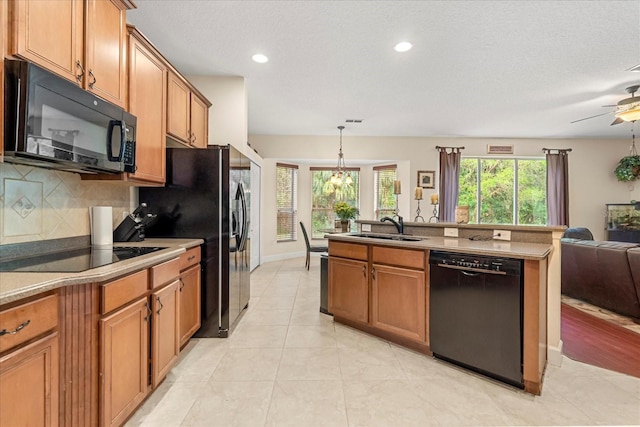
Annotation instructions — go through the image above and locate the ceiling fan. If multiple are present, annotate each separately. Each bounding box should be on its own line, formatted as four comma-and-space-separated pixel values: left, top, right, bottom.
571, 84, 640, 125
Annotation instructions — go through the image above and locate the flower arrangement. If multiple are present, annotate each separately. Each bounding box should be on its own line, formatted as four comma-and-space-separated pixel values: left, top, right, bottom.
333, 201, 358, 221
614, 155, 640, 182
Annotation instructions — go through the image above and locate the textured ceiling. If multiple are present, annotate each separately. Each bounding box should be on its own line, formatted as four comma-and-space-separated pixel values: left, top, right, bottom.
127, 0, 640, 139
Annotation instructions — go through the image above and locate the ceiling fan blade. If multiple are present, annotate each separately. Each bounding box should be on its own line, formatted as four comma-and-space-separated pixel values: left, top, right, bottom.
610, 117, 624, 126
601, 104, 617, 107
570, 111, 613, 124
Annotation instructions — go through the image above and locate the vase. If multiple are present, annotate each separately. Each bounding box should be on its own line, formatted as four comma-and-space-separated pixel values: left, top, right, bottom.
340, 220, 349, 232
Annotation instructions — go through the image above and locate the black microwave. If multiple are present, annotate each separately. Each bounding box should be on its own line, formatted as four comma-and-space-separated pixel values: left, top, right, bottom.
3, 59, 136, 174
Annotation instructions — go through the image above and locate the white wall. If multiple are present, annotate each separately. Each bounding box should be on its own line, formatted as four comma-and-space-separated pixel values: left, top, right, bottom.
250, 134, 636, 260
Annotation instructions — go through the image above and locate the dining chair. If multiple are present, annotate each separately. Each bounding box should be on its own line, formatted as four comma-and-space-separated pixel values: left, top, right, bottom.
300, 222, 328, 270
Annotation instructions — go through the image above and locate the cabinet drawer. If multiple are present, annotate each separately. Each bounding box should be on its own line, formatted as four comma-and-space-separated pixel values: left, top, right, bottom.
329, 241, 368, 261
179, 247, 201, 271
150, 258, 180, 289
101, 269, 149, 314
0, 294, 58, 354
372, 246, 425, 269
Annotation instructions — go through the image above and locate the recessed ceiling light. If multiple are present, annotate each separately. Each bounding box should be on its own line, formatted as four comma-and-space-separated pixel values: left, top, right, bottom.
394, 42, 413, 53
252, 54, 269, 63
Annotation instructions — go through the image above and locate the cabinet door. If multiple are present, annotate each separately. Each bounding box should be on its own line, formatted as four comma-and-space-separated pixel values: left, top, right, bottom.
12, 0, 84, 83
190, 94, 209, 148
328, 257, 368, 323
0, 333, 59, 427
371, 264, 426, 342
128, 32, 167, 184
100, 297, 149, 427
152, 280, 180, 387
179, 264, 201, 347
85, 0, 127, 107
167, 73, 191, 143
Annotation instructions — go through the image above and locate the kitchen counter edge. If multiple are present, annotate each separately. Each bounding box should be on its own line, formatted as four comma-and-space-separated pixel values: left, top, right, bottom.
326, 234, 552, 260
0, 238, 204, 306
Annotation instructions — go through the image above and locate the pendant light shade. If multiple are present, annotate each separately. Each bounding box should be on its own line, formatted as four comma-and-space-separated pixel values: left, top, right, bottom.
328, 126, 352, 189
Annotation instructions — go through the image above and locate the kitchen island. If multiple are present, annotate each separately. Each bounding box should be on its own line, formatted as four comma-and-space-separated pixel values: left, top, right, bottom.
326, 223, 561, 395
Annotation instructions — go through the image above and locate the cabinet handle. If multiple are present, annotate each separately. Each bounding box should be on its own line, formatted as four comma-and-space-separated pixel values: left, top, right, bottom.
156, 296, 164, 315
0, 319, 31, 336
192, 132, 197, 143
88, 69, 97, 89
188, 255, 196, 261
179, 278, 185, 291
362, 265, 366, 277
144, 302, 152, 322
76, 60, 84, 83
371, 267, 376, 279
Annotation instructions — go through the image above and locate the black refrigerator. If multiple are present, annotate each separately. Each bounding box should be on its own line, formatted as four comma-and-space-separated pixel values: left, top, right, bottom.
140, 145, 250, 337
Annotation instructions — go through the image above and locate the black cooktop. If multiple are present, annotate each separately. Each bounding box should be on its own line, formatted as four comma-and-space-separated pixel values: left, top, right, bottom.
0, 246, 167, 273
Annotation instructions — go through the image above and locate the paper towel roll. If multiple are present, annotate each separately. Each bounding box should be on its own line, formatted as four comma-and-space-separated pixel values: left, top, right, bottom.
90, 206, 113, 246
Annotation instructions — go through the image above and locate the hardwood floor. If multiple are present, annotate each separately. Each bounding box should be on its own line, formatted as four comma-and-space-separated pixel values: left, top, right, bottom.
561, 302, 640, 378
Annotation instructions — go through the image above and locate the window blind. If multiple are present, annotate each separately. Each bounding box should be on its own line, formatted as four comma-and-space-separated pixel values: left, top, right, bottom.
374, 164, 397, 220
276, 163, 298, 241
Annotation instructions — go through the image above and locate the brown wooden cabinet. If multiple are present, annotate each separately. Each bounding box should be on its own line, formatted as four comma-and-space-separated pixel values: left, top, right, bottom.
328, 257, 369, 324
179, 264, 201, 346
126, 27, 167, 184
10, 0, 133, 108
99, 296, 149, 427
167, 71, 210, 148
371, 264, 426, 342
151, 280, 180, 387
0, 292, 59, 427
0, 333, 59, 427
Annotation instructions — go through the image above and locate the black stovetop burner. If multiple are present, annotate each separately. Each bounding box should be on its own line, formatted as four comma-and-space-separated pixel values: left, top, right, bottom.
0, 246, 167, 273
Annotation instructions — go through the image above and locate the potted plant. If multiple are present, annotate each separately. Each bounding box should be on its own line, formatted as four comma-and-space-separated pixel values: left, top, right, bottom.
614, 155, 640, 182
333, 201, 358, 232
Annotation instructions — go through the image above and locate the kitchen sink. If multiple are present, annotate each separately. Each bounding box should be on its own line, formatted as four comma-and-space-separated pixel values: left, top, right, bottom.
351, 233, 424, 242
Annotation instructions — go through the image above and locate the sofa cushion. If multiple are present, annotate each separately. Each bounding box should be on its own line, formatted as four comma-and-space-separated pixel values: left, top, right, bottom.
562, 227, 594, 240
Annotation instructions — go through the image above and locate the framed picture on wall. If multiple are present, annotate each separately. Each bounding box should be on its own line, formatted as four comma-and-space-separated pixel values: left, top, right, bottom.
417, 170, 435, 189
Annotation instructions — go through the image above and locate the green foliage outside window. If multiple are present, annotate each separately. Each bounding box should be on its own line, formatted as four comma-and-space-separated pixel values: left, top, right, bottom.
311, 170, 359, 238
458, 158, 546, 225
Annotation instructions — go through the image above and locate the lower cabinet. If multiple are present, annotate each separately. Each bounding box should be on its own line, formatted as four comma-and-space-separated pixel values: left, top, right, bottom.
151, 280, 180, 387
179, 263, 201, 347
328, 257, 369, 323
100, 297, 150, 427
371, 263, 426, 342
0, 332, 59, 427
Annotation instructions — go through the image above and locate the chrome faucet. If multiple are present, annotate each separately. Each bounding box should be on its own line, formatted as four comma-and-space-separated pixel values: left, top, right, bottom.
381, 216, 403, 234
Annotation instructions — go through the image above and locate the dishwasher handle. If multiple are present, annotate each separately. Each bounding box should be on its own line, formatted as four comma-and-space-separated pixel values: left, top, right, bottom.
434, 263, 507, 276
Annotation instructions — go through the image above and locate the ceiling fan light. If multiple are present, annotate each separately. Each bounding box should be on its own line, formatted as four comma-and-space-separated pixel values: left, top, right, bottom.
615, 107, 640, 122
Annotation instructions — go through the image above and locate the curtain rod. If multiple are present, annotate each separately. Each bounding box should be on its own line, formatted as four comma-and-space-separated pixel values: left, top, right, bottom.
435, 145, 465, 150
542, 148, 572, 153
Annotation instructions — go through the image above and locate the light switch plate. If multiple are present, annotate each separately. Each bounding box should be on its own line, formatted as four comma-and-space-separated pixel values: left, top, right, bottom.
361, 224, 372, 232
444, 227, 458, 237
493, 230, 511, 241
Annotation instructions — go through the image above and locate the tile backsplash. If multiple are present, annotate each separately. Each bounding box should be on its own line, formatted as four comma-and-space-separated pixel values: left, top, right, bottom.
0, 163, 131, 245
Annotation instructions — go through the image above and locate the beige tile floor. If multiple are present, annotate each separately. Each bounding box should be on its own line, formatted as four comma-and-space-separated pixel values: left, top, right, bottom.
126, 257, 640, 427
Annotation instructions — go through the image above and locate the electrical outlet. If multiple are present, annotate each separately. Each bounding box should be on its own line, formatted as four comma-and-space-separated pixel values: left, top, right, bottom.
493, 230, 511, 241
444, 227, 458, 237
361, 223, 372, 232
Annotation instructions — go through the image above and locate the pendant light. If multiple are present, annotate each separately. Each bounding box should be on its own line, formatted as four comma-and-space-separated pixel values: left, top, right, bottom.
328, 126, 352, 188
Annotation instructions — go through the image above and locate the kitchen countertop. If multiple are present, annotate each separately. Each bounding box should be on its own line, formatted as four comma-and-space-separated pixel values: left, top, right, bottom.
326, 233, 553, 260
0, 238, 203, 306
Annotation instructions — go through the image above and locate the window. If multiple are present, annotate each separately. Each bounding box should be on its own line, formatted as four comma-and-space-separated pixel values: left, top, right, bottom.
310, 167, 360, 238
458, 158, 546, 225
373, 164, 397, 220
276, 163, 298, 241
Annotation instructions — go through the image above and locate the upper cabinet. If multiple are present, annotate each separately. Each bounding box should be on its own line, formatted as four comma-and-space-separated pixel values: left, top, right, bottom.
167, 71, 211, 148
9, 0, 134, 108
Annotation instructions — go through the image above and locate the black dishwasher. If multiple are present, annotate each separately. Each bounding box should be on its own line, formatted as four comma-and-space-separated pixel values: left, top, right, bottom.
429, 251, 524, 388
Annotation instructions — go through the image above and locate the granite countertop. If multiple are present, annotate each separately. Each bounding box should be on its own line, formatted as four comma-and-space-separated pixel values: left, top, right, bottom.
0, 238, 203, 306
326, 233, 553, 260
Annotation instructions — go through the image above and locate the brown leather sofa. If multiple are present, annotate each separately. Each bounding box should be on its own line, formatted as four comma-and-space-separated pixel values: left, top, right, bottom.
562, 237, 640, 319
